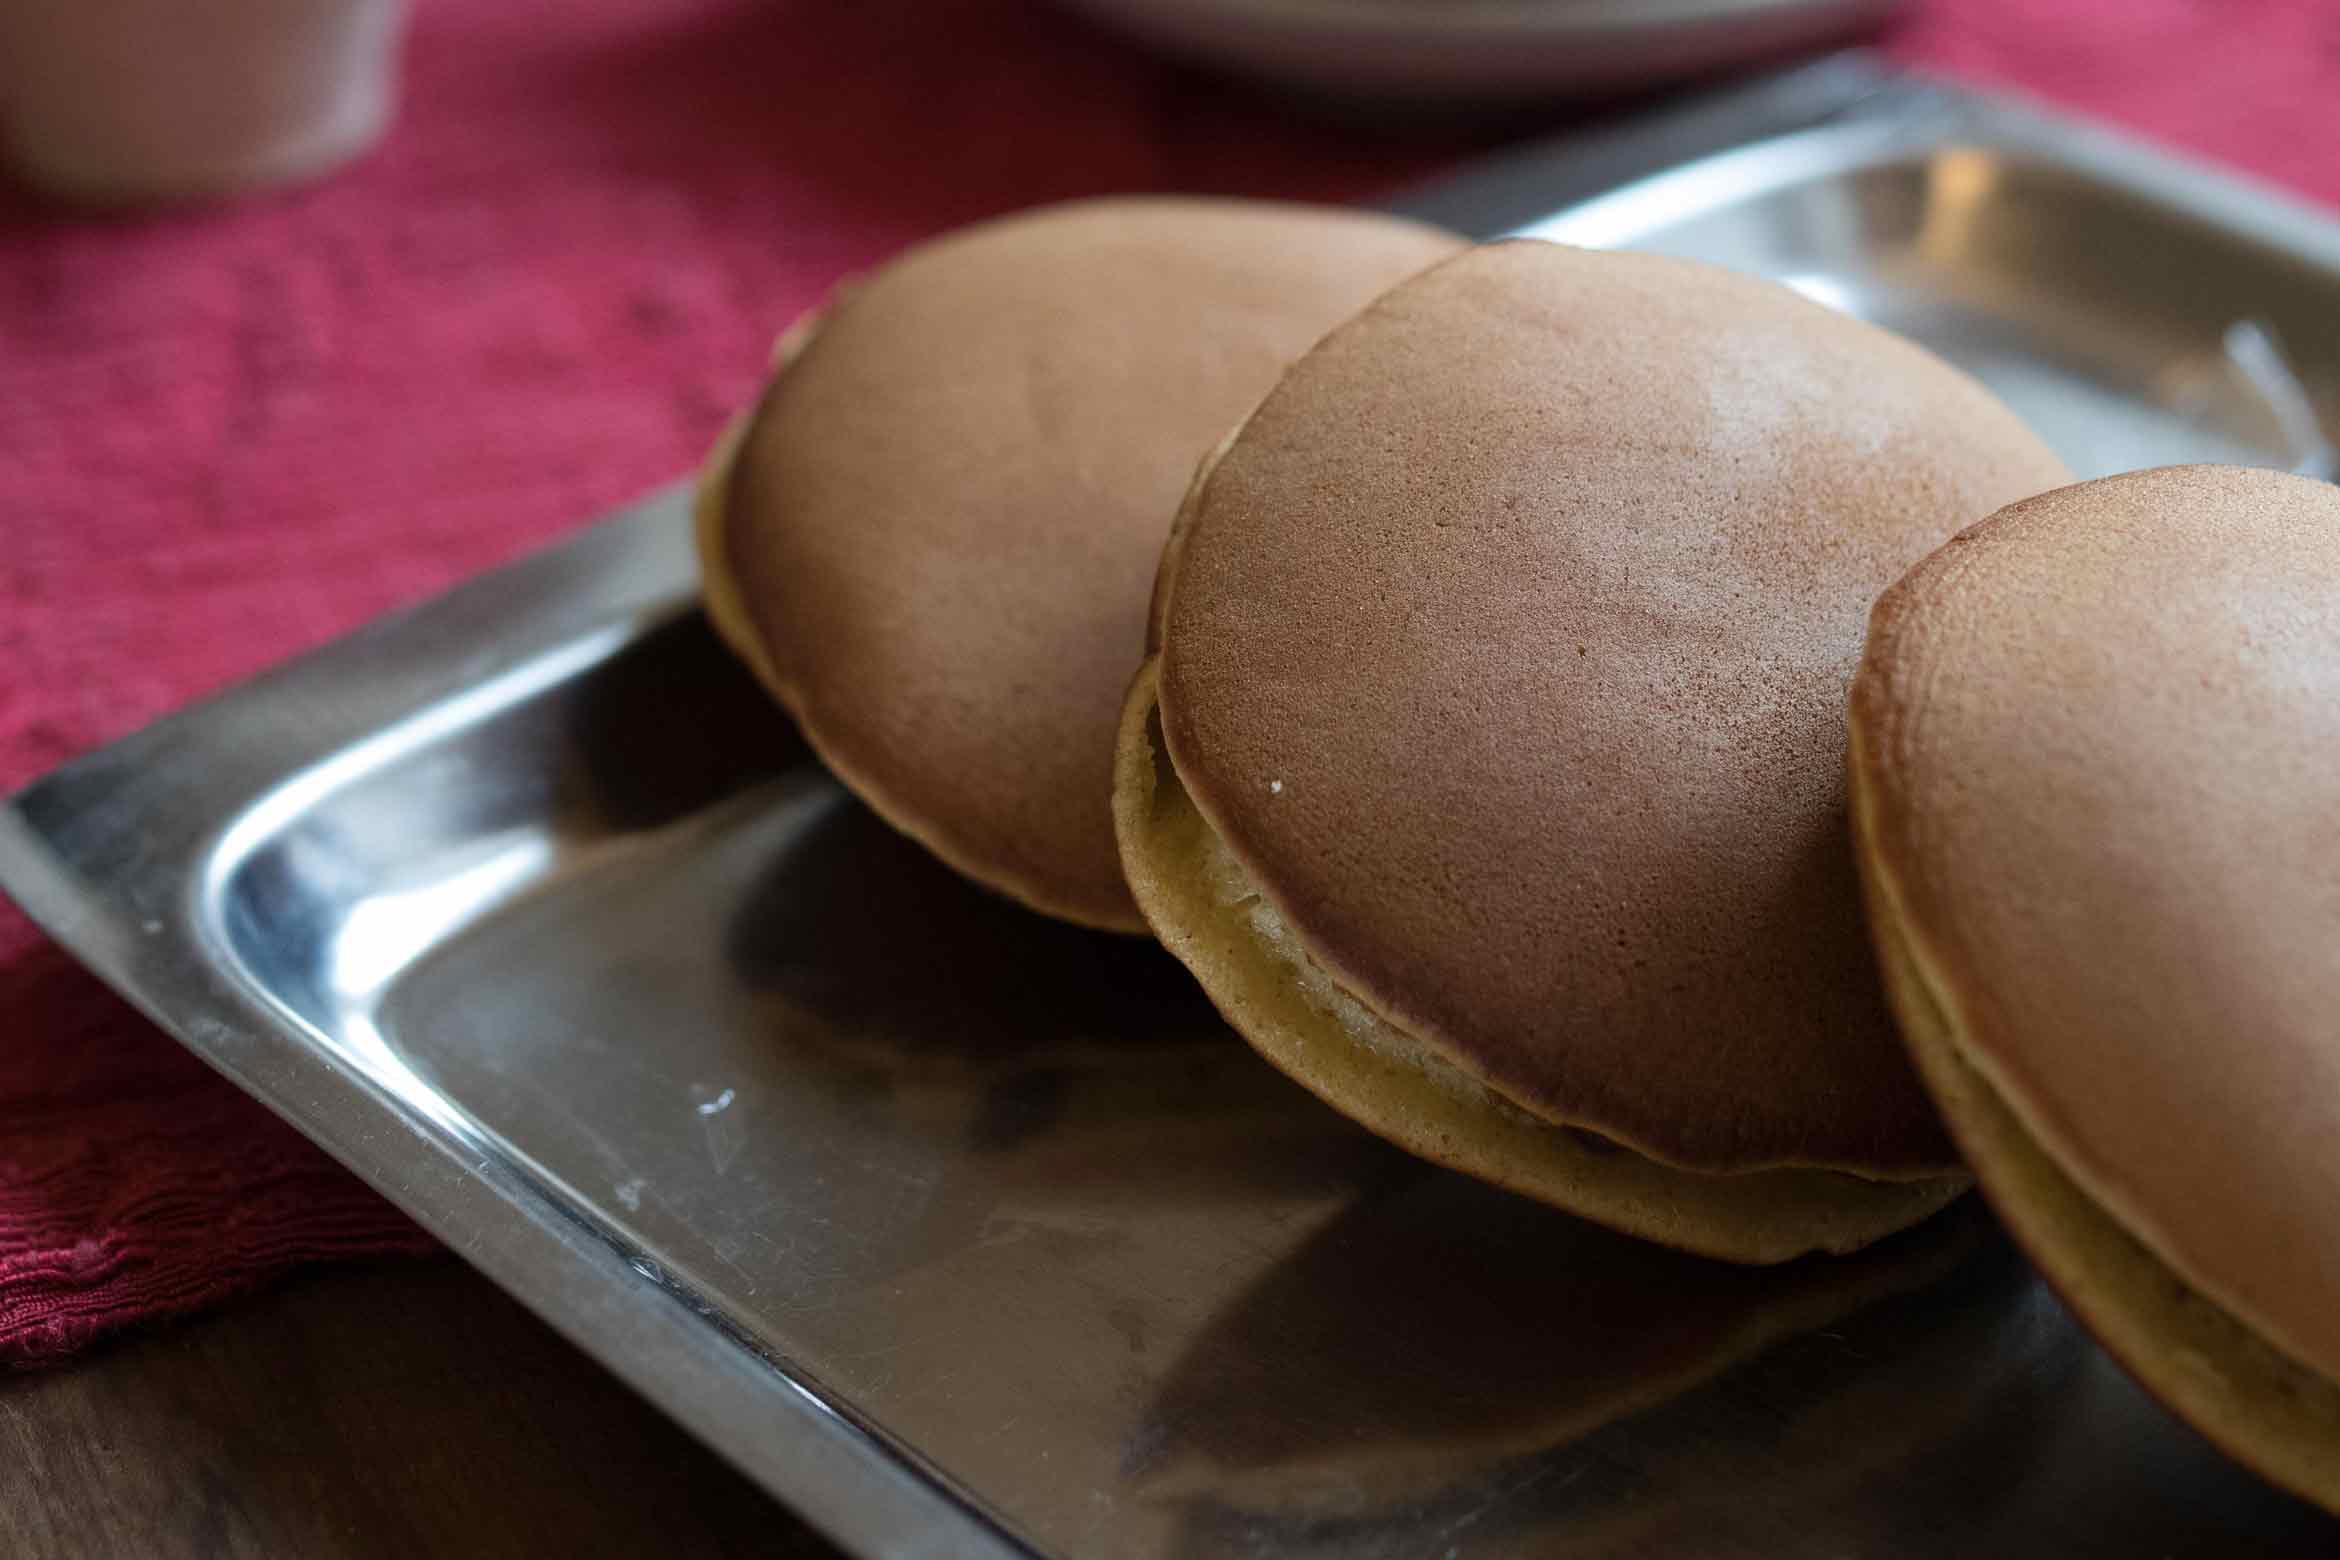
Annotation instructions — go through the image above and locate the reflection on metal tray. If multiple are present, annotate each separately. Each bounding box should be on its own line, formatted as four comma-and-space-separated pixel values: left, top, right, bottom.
6, 53, 2339, 1560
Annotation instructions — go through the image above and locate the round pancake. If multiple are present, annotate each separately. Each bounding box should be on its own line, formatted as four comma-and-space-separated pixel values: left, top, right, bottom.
1118, 240, 2070, 1260
1849, 464, 2340, 1510
697, 197, 1460, 931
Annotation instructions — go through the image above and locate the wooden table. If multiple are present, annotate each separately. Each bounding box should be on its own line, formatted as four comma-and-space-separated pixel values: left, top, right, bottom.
0, 1257, 843, 1559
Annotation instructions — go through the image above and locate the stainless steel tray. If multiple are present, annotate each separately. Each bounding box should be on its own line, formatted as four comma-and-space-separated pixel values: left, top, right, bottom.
7, 55, 2340, 1559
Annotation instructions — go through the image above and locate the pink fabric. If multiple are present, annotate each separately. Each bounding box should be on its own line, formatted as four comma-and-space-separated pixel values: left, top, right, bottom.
1, 0, 2334, 1367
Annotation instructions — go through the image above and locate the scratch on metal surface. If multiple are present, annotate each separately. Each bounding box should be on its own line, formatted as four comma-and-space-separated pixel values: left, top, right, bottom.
693, 1084, 745, 1176
529, 1087, 643, 1181
1434, 1460, 1579, 1547
707, 1236, 758, 1296
1072, 1484, 1120, 1543
702, 1109, 745, 1176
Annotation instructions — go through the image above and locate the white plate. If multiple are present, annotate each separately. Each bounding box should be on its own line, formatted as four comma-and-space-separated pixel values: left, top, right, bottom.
1055, 0, 1903, 101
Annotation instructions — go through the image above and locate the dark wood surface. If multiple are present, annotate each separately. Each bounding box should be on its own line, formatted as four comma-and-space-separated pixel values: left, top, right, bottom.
0, 1257, 843, 1559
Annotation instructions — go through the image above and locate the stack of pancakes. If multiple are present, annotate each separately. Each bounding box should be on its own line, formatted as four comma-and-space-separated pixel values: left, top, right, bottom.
696, 198, 2340, 1513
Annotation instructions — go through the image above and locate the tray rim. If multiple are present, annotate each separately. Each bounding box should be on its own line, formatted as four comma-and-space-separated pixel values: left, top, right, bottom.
7, 53, 2340, 1560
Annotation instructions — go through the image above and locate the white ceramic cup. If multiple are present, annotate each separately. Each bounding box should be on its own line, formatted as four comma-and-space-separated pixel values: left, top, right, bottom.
0, 0, 407, 205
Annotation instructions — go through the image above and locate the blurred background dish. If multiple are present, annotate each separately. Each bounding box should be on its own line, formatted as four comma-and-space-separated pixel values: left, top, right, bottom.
0, 0, 405, 205
1051, 0, 1904, 103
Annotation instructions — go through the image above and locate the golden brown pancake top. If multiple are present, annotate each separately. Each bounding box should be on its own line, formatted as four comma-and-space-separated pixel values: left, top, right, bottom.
1155, 240, 2071, 1173
1852, 463, 2340, 1387
722, 197, 1459, 930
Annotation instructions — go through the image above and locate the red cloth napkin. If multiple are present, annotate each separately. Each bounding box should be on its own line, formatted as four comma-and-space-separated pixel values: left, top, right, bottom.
2, 0, 2335, 1369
